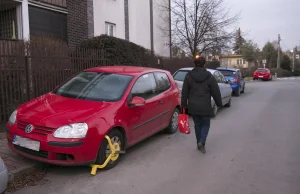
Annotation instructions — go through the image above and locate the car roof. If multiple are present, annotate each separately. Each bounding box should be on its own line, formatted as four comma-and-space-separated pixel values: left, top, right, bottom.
85, 66, 168, 76
176, 67, 217, 74
216, 67, 240, 72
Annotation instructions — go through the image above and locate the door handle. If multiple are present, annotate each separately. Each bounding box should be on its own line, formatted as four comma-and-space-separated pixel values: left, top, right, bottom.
158, 101, 163, 105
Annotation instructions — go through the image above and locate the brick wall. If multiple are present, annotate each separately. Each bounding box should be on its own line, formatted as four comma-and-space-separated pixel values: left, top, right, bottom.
67, 0, 94, 47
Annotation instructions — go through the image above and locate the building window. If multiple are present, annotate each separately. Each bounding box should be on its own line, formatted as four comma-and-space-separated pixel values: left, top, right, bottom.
105, 22, 116, 37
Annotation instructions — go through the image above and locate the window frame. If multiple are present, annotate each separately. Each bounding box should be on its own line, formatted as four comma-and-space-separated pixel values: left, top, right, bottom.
105, 22, 116, 37
153, 71, 171, 94
128, 72, 159, 102
217, 71, 227, 83
213, 72, 222, 83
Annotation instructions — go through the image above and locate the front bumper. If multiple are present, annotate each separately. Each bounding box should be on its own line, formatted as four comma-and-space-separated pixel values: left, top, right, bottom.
6, 124, 101, 166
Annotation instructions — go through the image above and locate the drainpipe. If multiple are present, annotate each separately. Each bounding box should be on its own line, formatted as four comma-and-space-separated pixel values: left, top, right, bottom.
169, 0, 172, 58
22, 0, 30, 40
149, 0, 154, 55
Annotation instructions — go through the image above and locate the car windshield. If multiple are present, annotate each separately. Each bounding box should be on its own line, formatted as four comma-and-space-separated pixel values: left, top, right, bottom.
173, 70, 190, 81
256, 69, 268, 72
218, 70, 237, 77
53, 72, 133, 102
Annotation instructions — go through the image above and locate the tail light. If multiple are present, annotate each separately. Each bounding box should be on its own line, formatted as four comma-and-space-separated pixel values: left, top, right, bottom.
233, 78, 238, 83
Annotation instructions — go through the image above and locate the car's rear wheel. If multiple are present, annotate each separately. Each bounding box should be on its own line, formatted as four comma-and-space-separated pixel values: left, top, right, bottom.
165, 108, 179, 134
96, 129, 124, 170
224, 97, 231, 107
241, 84, 245, 93
235, 88, 241, 96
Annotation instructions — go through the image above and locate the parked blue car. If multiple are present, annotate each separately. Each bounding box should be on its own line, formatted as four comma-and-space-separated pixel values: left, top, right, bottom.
216, 67, 245, 96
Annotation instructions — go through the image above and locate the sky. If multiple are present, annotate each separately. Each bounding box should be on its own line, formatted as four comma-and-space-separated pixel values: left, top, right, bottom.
227, 0, 299, 50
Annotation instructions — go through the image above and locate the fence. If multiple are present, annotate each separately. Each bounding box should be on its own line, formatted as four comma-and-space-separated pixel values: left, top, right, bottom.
0, 39, 108, 124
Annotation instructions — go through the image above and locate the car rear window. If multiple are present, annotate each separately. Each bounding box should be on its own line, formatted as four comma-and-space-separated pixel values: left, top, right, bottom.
53, 72, 133, 102
173, 70, 189, 81
218, 70, 237, 77
255, 69, 268, 72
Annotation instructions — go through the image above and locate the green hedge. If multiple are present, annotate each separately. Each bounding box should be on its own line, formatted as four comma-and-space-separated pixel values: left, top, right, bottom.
270, 68, 293, 77
79, 35, 157, 67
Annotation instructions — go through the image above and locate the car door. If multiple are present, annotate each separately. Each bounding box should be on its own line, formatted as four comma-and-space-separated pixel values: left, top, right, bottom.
213, 72, 225, 105
153, 72, 173, 132
218, 72, 232, 102
128, 73, 162, 143
238, 70, 244, 89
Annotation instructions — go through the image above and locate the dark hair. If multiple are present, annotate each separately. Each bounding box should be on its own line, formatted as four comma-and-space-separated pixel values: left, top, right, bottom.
194, 56, 206, 67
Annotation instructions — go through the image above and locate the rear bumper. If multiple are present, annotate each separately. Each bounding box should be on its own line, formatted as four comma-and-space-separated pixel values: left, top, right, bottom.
253, 75, 271, 79
230, 84, 239, 91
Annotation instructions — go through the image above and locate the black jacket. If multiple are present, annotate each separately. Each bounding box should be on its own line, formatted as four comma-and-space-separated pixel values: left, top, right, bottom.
181, 67, 222, 117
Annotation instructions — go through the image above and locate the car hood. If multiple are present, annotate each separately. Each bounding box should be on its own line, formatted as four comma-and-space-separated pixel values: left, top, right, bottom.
17, 93, 116, 128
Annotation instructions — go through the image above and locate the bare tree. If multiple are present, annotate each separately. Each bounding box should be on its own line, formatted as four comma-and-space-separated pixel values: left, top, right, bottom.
157, 0, 240, 57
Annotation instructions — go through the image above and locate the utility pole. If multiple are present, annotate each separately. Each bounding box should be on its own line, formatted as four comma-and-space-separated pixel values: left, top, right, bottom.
292, 46, 295, 74
277, 34, 281, 68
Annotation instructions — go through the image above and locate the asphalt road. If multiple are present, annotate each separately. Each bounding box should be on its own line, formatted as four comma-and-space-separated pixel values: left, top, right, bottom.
14, 79, 300, 194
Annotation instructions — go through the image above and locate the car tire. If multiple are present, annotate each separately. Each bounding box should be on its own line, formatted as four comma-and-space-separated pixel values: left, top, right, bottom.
241, 85, 245, 93
96, 129, 124, 170
235, 88, 241, 97
165, 108, 180, 134
212, 103, 218, 117
224, 97, 231, 107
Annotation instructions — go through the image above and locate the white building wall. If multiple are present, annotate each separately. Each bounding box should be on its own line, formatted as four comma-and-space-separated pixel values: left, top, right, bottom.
128, 0, 151, 50
153, 0, 170, 57
93, 0, 170, 57
93, 0, 125, 39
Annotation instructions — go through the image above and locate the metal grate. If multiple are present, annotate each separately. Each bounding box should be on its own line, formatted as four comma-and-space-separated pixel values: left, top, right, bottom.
17, 120, 56, 136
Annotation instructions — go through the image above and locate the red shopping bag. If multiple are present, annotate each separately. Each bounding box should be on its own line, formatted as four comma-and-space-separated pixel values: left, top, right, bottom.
178, 109, 190, 134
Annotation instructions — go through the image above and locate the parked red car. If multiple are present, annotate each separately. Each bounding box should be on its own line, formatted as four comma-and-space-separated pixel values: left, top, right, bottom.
253, 68, 272, 81
6, 66, 181, 169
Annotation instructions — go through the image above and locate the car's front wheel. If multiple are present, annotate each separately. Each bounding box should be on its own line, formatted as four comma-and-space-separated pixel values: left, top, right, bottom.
165, 108, 180, 134
96, 129, 124, 170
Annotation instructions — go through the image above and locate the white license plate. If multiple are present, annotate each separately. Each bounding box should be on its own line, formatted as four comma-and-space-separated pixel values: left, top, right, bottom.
13, 135, 40, 151
259, 76, 263, 78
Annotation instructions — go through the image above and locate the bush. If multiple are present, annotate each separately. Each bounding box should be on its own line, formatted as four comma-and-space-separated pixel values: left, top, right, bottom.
206, 60, 220, 69
293, 68, 300, 76
79, 35, 157, 67
270, 68, 293, 77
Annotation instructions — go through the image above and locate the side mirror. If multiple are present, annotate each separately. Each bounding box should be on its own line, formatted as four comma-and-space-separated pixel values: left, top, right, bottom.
129, 96, 146, 107
225, 79, 231, 84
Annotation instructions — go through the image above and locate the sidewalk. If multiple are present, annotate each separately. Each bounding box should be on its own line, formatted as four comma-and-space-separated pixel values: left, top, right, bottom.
0, 133, 38, 180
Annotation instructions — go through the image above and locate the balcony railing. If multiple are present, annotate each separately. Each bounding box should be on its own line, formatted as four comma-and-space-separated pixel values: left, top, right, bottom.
29, 0, 67, 8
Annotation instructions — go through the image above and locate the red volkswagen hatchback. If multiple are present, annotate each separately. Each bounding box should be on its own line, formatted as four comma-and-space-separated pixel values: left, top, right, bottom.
6, 66, 181, 169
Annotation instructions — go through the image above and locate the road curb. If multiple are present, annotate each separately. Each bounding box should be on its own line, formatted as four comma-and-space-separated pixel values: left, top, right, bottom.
8, 163, 39, 181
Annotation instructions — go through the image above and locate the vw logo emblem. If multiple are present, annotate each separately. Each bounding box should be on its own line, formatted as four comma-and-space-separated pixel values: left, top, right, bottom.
25, 124, 34, 134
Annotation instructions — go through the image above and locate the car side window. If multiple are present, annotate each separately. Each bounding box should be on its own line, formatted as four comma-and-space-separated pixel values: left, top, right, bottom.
131, 73, 158, 100
214, 72, 222, 83
218, 72, 227, 83
154, 72, 171, 93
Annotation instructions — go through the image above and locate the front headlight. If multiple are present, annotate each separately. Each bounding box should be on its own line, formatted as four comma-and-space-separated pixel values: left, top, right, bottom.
8, 110, 17, 125
53, 123, 88, 139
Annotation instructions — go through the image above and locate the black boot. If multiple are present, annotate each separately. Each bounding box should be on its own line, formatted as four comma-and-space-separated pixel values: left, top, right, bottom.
197, 143, 206, 154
